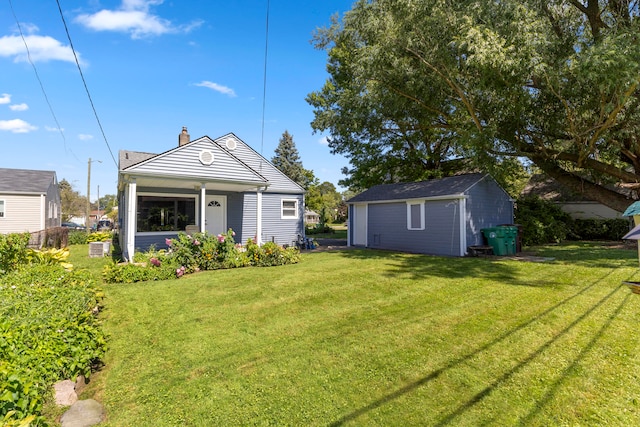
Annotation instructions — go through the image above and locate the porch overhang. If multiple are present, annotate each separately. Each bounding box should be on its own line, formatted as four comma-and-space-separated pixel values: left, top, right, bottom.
119, 172, 270, 193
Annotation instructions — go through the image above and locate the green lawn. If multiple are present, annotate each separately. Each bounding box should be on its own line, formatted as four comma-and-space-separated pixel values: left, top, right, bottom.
75, 243, 640, 426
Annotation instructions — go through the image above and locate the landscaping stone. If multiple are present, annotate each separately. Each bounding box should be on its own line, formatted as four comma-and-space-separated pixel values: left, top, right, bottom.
75, 375, 87, 395
53, 380, 78, 406
60, 399, 105, 427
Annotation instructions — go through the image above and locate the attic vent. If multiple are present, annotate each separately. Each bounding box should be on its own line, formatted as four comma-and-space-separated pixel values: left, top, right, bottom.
199, 150, 214, 165
208, 200, 221, 207
225, 139, 237, 150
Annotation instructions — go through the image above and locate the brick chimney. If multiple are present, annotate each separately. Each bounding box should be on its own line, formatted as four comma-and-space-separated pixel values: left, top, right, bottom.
179, 126, 190, 146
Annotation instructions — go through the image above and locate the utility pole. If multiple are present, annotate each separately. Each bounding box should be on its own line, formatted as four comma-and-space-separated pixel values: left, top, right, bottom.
87, 158, 102, 232
86, 158, 91, 233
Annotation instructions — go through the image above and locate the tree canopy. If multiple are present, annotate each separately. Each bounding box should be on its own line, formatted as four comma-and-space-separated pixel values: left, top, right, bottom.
271, 131, 314, 189
307, 0, 640, 210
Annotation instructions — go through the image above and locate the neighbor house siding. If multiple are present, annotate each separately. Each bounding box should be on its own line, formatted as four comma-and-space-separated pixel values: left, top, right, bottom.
366, 199, 462, 256
0, 194, 42, 234
465, 177, 514, 247
45, 180, 61, 229
261, 193, 304, 246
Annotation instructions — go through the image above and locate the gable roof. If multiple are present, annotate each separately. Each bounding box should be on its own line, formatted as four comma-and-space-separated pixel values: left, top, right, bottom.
0, 168, 57, 194
347, 173, 489, 203
119, 133, 304, 193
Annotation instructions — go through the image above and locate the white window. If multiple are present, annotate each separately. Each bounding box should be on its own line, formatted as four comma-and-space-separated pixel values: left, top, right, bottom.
281, 199, 299, 219
407, 201, 425, 230
0, 200, 4, 218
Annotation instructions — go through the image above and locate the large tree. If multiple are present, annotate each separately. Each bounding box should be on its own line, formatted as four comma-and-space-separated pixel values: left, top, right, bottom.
307, 0, 640, 210
59, 179, 86, 222
271, 130, 314, 189
306, 181, 343, 224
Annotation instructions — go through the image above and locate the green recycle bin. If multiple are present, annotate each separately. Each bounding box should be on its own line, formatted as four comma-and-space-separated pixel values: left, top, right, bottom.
499, 226, 518, 255
482, 227, 507, 255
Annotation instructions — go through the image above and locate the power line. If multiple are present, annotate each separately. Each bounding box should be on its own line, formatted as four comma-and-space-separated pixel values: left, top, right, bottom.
55, 0, 118, 169
7, 0, 77, 161
259, 0, 271, 173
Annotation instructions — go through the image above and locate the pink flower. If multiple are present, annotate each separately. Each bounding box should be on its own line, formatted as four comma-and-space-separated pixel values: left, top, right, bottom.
231, 231, 236, 236
217, 234, 225, 243
193, 239, 200, 246
165, 238, 172, 247
150, 257, 161, 267
176, 266, 185, 278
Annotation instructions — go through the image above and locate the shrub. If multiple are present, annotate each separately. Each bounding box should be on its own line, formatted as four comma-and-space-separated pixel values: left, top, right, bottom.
568, 218, 631, 241
68, 230, 88, 245
0, 265, 106, 425
0, 233, 30, 274
305, 223, 335, 235
515, 196, 574, 246
87, 231, 113, 243
104, 230, 300, 284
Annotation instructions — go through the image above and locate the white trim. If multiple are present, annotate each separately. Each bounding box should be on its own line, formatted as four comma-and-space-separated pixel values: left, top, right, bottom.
349, 194, 467, 206
200, 185, 206, 233
257, 190, 263, 245
126, 179, 137, 262
136, 191, 199, 233
459, 197, 467, 256
281, 198, 299, 219
406, 200, 426, 230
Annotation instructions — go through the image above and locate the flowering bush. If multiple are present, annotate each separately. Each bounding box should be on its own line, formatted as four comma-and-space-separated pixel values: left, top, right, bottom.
104, 229, 301, 283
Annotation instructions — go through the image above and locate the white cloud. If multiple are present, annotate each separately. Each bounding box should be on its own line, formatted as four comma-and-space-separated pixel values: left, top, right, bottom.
9, 103, 28, 111
76, 0, 202, 39
0, 119, 37, 133
45, 125, 63, 132
0, 34, 79, 63
194, 81, 237, 97
319, 136, 329, 145
78, 134, 94, 141
0, 94, 10, 104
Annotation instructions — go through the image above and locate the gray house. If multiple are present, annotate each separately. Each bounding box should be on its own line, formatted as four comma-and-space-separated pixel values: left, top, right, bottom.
118, 129, 305, 261
347, 173, 514, 256
0, 168, 61, 234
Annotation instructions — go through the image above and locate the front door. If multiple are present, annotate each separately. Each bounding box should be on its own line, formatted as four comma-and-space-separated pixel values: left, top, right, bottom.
205, 195, 227, 236
353, 204, 367, 246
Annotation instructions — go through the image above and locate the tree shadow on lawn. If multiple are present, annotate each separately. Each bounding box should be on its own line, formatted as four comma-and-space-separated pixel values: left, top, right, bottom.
329, 274, 630, 426
333, 243, 638, 287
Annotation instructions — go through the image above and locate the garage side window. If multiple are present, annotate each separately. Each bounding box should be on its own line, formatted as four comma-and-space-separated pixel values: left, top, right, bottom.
0, 200, 4, 218
407, 201, 425, 230
282, 199, 299, 219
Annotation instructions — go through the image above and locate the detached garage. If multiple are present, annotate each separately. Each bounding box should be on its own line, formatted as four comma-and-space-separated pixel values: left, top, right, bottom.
346, 173, 514, 256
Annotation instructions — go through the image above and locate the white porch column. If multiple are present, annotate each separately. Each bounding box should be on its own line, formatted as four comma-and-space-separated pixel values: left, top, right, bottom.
256, 188, 263, 245
200, 184, 206, 233
126, 179, 137, 262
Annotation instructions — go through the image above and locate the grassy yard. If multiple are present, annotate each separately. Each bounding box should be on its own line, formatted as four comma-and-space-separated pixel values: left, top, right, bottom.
72, 243, 640, 426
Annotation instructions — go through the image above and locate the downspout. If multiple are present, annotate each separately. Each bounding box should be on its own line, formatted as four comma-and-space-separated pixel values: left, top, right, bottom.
200, 184, 206, 233
126, 179, 137, 262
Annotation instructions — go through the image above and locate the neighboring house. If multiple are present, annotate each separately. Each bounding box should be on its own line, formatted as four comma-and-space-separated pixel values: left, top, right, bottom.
346, 173, 514, 256
0, 168, 61, 234
118, 128, 305, 261
305, 210, 320, 225
521, 174, 625, 219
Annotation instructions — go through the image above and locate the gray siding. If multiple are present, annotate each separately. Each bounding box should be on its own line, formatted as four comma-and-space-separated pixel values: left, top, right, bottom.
44, 179, 61, 229
127, 140, 266, 185
465, 177, 514, 247
215, 135, 304, 193
367, 200, 462, 256
261, 193, 304, 246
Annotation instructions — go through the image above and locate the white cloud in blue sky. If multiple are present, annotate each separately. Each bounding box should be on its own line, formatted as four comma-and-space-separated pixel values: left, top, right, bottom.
0, 33, 78, 63
9, 103, 28, 111
75, 0, 203, 39
0, 119, 37, 133
194, 81, 237, 98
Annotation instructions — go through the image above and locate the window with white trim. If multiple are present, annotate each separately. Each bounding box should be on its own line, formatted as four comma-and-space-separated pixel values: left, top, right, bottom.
137, 195, 196, 232
281, 199, 298, 219
0, 200, 4, 218
407, 201, 425, 230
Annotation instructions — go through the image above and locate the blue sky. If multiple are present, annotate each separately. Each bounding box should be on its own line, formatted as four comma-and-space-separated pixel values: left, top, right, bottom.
0, 0, 353, 200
